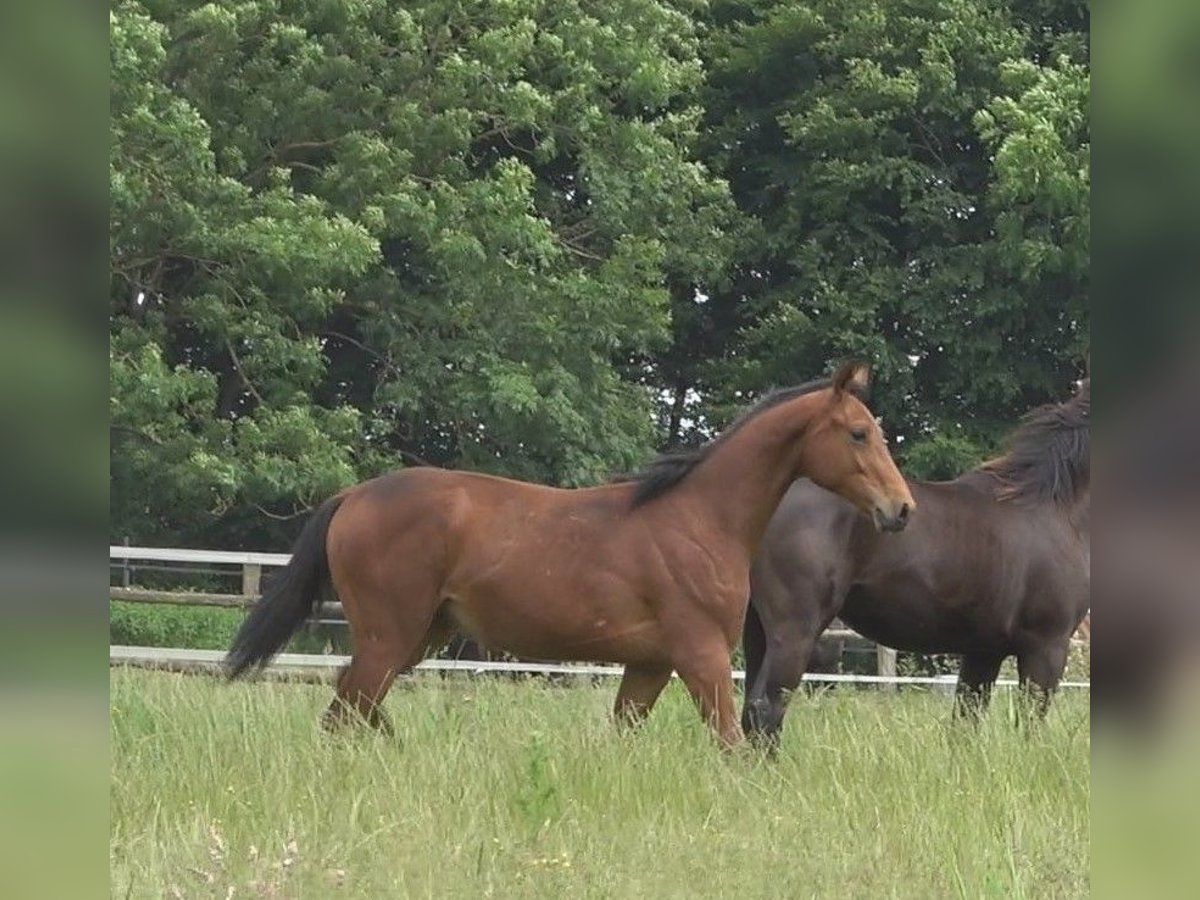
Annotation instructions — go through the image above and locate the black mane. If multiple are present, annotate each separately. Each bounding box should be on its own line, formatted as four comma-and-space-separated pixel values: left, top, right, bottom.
981, 380, 1090, 505
615, 376, 845, 508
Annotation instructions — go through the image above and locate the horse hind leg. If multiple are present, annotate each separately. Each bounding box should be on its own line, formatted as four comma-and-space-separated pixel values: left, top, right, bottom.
322, 644, 403, 734
322, 600, 454, 734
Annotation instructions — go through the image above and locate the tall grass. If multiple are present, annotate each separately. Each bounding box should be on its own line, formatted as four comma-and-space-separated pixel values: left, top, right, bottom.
110, 670, 1088, 898
109, 601, 331, 654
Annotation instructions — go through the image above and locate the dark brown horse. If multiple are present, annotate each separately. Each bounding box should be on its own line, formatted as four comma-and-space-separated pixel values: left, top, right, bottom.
227, 363, 914, 747
742, 379, 1089, 747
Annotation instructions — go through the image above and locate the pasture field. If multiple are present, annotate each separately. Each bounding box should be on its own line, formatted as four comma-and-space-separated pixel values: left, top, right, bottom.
111, 669, 1089, 899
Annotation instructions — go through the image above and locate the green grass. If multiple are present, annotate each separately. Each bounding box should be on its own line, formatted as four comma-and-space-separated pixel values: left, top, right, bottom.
110, 670, 1089, 899
109, 601, 245, 650
109, 601, 332, 654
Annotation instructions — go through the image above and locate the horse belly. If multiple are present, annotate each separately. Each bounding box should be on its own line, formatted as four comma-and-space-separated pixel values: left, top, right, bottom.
444, 576, 662, 665
841, 584, 999, 656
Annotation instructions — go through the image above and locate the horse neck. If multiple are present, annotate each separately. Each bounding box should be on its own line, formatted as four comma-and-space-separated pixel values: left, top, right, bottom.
679, 394, 823, 556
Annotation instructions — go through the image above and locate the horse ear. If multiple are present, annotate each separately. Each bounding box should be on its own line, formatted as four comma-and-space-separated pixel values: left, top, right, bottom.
833, 361, 870, 396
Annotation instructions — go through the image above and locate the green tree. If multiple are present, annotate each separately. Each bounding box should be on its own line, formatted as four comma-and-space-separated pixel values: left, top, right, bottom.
110, 0, 738, 547
110, 5, 381, 547
110, 0, 1089, 551
692, 0, 1088, 475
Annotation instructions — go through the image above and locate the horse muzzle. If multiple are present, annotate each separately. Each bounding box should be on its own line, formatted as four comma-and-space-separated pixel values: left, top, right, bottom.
872, 500, 912, 533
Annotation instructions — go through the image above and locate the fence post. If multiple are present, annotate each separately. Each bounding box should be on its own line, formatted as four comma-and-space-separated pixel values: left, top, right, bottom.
241, 562, 262, 600
122, 536, 132, 588
876, 645, 897, 691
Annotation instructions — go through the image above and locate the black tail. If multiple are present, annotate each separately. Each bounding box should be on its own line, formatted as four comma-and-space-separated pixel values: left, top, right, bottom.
225, 495, 345, 678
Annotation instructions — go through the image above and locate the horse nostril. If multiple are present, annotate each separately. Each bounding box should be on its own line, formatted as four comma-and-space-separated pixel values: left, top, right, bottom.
897, 503, 910, 524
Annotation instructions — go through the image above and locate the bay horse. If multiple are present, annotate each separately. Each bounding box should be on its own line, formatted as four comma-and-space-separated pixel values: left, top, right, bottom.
742, 379, 1089, 747
226, 363, 914, 747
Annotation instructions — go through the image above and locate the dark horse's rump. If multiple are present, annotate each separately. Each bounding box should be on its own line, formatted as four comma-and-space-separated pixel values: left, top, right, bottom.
742, 380, 1090, 746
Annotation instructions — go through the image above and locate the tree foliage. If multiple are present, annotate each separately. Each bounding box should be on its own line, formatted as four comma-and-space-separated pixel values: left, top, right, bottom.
110, 0, 1089, 547
111, 0, 738, 546
690, 0, 1088, 475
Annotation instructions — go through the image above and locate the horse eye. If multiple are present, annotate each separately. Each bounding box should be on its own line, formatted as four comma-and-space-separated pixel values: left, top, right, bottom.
850, 428, 868, 444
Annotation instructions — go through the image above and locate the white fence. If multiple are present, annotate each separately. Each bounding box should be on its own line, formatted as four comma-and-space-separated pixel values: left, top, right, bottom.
109, 545, 1090, 690
108, 646, 1090, 690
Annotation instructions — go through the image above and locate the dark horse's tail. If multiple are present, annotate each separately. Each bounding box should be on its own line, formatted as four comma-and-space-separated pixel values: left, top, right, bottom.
225, 495, 346, 678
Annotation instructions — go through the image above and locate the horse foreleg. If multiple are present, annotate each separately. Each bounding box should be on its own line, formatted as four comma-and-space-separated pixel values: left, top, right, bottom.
954, 653, 1005, 721
676, 645, 743, 750
743, 625, 816, 752
740, 601, 768, 733
613, 663, 673, 730
1016, 640, 1070, 725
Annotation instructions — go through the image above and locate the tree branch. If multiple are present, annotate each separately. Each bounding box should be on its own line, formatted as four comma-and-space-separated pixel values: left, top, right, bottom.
110, 423, 163, 446
323, 330, 404, 379
912, 117, 949, 171
555, 234, 605, 261
270, 139, 339, 154
398, 448, 436, 468
225, 338, 265, 406
253, 502, 310, 521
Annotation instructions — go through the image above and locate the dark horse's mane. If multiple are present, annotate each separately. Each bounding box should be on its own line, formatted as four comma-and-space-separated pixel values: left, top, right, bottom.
980, 380, 1090, 505
615, 375, 854, 508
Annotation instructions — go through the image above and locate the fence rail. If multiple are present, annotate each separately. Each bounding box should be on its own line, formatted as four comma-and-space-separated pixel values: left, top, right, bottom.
108, 646, 1091, 690
109, 586, 346, 616
110, 545, 1089, 688
110, 546, 291, 566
